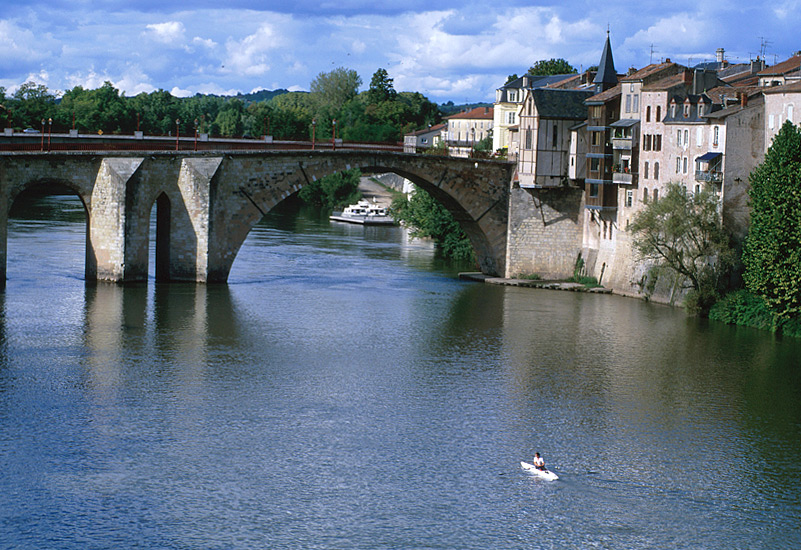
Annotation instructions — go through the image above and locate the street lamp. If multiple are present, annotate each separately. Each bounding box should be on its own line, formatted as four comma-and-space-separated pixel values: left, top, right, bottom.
312, 119, 316, 150
471, 127, 475, 157
175, 118, 181, 151
48, 118, 52, 150
40, 119, 45, 151
332, 119, 337, 151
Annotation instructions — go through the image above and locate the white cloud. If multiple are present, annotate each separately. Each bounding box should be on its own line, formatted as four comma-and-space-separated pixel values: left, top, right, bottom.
223, 22, 286, 76
145, 21, 186, 44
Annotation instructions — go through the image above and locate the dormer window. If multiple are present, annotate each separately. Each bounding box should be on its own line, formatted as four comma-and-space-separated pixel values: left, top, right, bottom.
509, 91, 517, 103
671, 103, 676, 117
684, 103, 690, 117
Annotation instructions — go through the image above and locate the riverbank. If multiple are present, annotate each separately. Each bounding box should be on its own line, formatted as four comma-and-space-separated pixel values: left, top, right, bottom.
459, 272, 612, 294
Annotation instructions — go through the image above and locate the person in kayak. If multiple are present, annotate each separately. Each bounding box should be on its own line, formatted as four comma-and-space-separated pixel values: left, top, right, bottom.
533, 452, 546, 471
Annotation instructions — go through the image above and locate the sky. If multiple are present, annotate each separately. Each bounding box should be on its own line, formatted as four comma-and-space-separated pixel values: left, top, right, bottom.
1, 1, 798, 104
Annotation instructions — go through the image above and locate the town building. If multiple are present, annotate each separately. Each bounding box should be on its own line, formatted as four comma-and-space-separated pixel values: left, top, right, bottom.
492, 74, 582, 154
403, 123, 445, 153
444, 107, 493, 157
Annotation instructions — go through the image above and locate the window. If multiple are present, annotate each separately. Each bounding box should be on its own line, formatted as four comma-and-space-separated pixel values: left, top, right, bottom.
656, 105, 661, 121
509, 91, 517, 102
654, 162, 660, 180
683, 157, 688, 174
696, 128, 703, 147
684, 103, 690, 117
653, 188, 659, 201
676, 157, 681, 173
590, 183, 600, 197
591, 131, 601, 146
625, 95, 632, 113
626, 190, 633, 207
632, 95, 639, 113
654, 134, 662, 151
590, 158, 600, 171
684, 129, 689, 146
695, 184, 700, 194
671, 104, 676, 117
713, 126, 720, 147
646, 106, 651, 122
525, 129, 532, 150
644, 161, 649, 179
590, 106, 602, 118
507, 112, 516, 124
643, 188, 649, 203
552, 123, 558, 148
677, 129, 682, 146
643, 134, 652, 151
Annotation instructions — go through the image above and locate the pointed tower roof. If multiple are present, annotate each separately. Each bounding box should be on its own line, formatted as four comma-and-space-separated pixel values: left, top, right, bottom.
593, 32, 618, 92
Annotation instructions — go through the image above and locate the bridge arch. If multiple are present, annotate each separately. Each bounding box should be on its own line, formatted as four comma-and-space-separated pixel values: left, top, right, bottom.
207, 151, 513, 282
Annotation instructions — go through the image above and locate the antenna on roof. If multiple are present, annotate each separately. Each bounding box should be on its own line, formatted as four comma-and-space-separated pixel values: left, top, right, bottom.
649, 44, 658, 65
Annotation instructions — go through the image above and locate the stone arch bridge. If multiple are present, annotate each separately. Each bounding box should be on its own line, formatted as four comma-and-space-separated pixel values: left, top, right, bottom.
0, 151, 515, 285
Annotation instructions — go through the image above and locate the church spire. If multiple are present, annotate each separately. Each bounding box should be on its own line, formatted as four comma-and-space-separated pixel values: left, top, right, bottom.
593, 31, 618, 93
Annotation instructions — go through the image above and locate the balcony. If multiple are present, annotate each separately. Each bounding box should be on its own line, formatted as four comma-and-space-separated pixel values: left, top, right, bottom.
695, 170, 722, 183
612, 137, 633, 150
612, 172, 633, 185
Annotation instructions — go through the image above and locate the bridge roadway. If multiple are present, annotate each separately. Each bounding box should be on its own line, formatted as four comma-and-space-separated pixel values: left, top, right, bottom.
0, 149, 515, 285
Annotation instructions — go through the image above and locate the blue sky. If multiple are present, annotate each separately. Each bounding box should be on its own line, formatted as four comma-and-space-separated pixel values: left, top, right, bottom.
0, 1, 796, 103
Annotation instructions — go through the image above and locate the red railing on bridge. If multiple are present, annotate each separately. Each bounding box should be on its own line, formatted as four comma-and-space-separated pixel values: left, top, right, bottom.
0, 134, 404, 153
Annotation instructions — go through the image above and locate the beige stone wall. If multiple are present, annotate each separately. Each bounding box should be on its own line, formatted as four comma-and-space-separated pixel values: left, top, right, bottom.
505, 186, 583, 279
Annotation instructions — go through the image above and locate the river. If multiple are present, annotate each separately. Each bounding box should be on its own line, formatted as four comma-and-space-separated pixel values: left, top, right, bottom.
1, 194, 800, 549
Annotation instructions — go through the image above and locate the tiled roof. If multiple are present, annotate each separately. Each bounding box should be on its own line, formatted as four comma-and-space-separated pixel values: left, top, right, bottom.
586, 83, 621, 103
641, 74, 689, 92
758, 55, 801, 76
621, 62, 683, 83
761, 80, 801, 94
408, 123, 446, 136
445, 107, 493, 120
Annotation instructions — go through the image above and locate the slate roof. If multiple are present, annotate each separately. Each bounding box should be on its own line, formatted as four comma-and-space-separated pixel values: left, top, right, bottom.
529, 88, 595, 119
593, 34, 618, 87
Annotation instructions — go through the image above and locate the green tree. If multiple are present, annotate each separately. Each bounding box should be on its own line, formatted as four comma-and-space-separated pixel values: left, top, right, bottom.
629, 182, 733, 314
213, 98, 245, 137
390, 188, 475, 262
11, 82, 57, 128
742, 120, 801, 322
310, 67, 362, 112
527, 58, 577, 76
298, 168, 362, 209
505, 74, 519, 84
366, 68, 397, 105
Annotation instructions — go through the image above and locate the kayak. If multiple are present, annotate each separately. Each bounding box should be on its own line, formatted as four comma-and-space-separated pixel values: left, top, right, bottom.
521, 461, 559, 481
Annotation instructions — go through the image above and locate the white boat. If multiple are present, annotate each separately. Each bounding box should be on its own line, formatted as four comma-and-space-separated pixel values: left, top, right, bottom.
329, 199, 395, 225
521, 461, 559, 481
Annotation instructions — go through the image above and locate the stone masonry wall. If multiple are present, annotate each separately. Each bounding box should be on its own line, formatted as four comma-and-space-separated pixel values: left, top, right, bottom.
505, 186, 583, 279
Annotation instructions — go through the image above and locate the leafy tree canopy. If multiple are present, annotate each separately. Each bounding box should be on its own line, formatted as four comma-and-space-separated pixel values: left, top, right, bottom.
366, 68, 397, 105
742, 120, 801, 321
310, 67, 362, 111
629, 182, 733, 314
527, 58, 577, 76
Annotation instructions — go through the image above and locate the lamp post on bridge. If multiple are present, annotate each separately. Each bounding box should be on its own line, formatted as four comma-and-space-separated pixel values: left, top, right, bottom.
40, 119, 45, 151
332, 119, 337, 151
312, 119, 316, 150
48, 118, 52, 151
175, 118, 181, 151
471, 127, 475, 158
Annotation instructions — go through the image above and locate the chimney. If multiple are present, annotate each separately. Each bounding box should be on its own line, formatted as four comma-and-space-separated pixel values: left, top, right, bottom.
716, 48, 725, 64
741, 92, 748, 107
683, 69, 693, 84
522, 76, 529, 88
484, 107, 490, 114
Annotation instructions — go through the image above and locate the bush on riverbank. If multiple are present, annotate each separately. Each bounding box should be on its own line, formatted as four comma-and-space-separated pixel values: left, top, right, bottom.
298, 168, 362, 210
390, 188, 475, 262
709, 289, 801, 337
